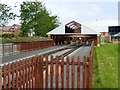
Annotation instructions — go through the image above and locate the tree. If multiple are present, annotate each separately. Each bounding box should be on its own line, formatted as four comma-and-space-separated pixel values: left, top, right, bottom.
20, 1, 60, 37
0, 3, 16, 27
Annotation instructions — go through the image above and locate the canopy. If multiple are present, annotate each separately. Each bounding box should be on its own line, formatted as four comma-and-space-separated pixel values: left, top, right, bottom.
112, 32, 120, 37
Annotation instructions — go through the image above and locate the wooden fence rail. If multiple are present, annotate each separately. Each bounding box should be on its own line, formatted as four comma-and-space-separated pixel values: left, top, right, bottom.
1, 41, 54, 56
0, 44, 94, 89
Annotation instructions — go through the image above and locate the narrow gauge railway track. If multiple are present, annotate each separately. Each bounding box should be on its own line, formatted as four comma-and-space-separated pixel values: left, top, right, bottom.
42, 43, 83, 69
42, 43, 83, 60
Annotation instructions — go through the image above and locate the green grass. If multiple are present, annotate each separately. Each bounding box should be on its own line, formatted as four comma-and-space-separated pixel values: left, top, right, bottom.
92, 43, 118, 88
0, 37, 53, 43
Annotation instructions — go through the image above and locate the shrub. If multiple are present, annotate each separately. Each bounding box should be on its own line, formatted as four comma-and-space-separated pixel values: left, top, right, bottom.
0, 32, 15, 38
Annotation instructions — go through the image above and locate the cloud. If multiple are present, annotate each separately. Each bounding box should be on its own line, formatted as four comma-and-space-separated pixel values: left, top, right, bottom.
1, 0, 118, 25
45, 2, 105, 23
44, 0, 119, 2
86, 4, 103, 16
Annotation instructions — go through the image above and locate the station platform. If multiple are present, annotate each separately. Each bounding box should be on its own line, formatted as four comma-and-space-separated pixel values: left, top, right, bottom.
1, 44, 69, 64
1, 44, 91, 65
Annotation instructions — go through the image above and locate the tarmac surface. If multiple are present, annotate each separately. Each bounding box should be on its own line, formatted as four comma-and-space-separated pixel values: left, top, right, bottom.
1, 44, 69, 64
1, 44, 91, 64
68, 46, 91, 61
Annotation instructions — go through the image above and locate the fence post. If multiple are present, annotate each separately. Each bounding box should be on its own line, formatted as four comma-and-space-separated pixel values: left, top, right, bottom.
19, 61, 23, 89
34, 56, 37, 88
3, 65, 6, 89
72, 56, 75, 88
16, 61, 19, 89
66, 56, 69, 88
61, 56, 64, 88
25, 60, 28, 89
50, 55, 54, 88
87, 56, 93, 88
2, 43, 4, 56
0, 66, 2, 90
28, 59, 31, 88
12, 63, 15, 89
8, 64, 11, 88
77, 56, 80, 88
55, 56, 59, 89
12, 43, 14, 55
83, 56, 86, 88
39, 55, 43, 88
31, 57, 35, 88
45, 55, 48, 88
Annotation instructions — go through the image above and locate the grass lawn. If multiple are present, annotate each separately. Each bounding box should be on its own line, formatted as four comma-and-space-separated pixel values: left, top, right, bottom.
92, 43, 118, 88
0, 37, 53, 43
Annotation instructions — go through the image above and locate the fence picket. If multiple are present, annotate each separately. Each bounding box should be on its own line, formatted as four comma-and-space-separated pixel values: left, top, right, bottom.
39, 55, 43, 88
19, 61, 23, 89
25, 60, 29, 89
72, 56, 75, 88
83, 56, 86, 88
31, 57, 35, 88
45, 55, 48, 88
16, 61, 18, 89
88, 56, 93, 88
66, 56, 69, 88
22, 60, 26, 88
61, 56, 64, 89
7, 64, 11, 89
55, 56, 59, 89
27, 59, 31, 88
0, 66, 2, 90
11, 63, 15, 89
77, 56, 80, 88
3, 65, 6, 89
34, 57, 37, 87
34, 57, 37, 88
50, 55, 54, 88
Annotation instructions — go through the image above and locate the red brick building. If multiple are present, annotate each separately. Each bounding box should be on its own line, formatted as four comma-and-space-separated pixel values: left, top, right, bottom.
2, 24, 20, 37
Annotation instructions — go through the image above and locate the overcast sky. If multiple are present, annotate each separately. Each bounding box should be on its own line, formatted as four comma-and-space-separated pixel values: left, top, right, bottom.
0, 0, 119, 27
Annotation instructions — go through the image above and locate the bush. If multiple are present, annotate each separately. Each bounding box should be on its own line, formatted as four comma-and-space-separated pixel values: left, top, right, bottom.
0, 32, 15, 38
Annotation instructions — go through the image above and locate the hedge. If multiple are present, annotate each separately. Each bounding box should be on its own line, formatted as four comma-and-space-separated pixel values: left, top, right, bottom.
0, 32, 15, 38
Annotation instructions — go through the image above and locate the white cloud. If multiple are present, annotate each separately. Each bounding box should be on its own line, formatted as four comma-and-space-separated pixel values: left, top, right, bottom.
1, 0, 118, 26
44, 0, 119, 2
87, 4, 103, 16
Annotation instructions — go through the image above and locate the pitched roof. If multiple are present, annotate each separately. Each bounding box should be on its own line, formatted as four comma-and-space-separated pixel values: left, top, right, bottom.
47, 22, 100, 35
81, 25, 100, 34
2, 26, 11, 31
47, 24, 65, 35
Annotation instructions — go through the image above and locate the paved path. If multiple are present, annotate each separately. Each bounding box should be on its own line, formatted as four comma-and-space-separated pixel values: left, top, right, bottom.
1, 44, 69, 64
68, 46, 91, 61
43, 46, 91, 88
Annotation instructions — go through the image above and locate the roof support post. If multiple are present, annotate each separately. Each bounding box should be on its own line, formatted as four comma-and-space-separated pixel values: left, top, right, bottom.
97, 34, 100, 46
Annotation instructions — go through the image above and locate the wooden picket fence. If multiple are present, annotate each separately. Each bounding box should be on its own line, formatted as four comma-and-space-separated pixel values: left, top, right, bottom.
0, 45, 94, 89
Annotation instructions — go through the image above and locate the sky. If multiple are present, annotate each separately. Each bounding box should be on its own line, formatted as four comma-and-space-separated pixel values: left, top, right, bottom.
0, 0, 119, 32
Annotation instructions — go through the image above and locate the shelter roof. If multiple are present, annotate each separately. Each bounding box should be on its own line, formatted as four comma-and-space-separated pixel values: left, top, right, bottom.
47, 21, 100, 35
